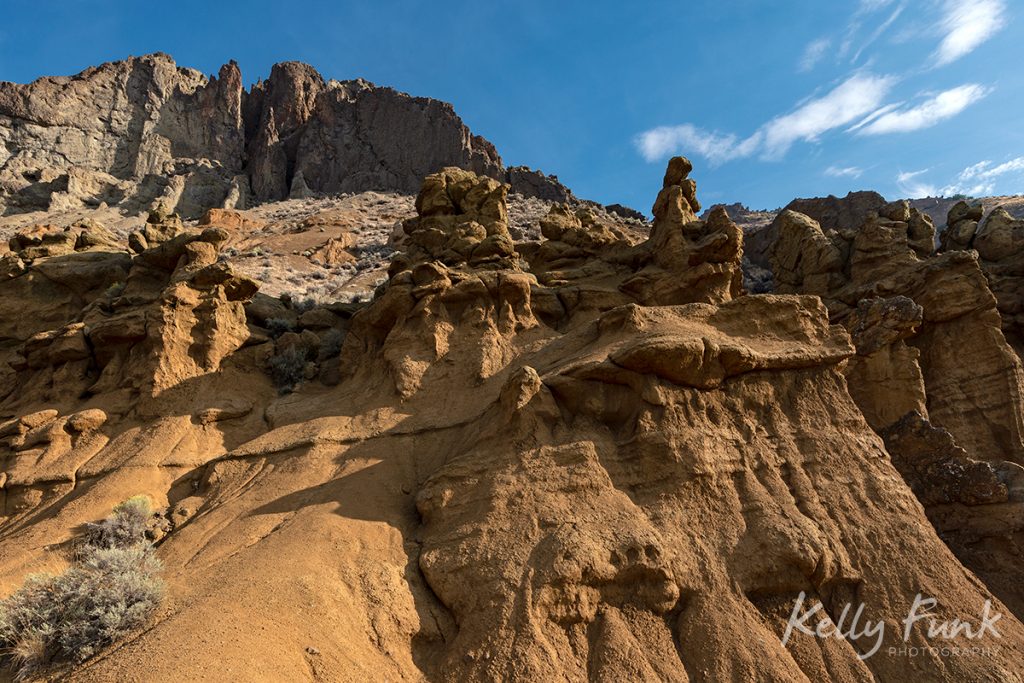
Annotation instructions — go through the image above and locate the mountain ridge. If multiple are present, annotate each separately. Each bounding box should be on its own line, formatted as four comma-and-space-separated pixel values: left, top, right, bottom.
0, 53, 573, 219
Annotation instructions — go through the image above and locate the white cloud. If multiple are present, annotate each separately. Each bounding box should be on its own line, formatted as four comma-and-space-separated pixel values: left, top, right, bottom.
933, 0, 1006, 66
961, 157, 1024, 180
860, 0, 898, 10
800, 39, 831, 72
825, 165, 865, 178
634, 125, 760, 165
760, 74, 897, 157
852, 4, 905, 63
895, 156, 1024, 199
958, 160, 994, 180
855, 83, 988, 135
636, 73, 896, 164
897, 169, 939, 197
936, 156, 1024, 195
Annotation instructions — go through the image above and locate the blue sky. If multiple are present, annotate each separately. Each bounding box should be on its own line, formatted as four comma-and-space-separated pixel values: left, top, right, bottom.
0, 0, 1020, 211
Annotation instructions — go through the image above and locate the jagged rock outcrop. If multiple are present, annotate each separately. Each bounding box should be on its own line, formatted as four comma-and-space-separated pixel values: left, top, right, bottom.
843, 296, 928, 431
881, 412, 1024, 617
769, 199, 1024, 466
785, 191, 889, 232
939, 200, 985, 251
748, 192, 935, 272
768, 192, 1024, 623
127, 204, 185, 253
1, 222, 258, 417
940, 201, 1024, 352
0, 54, 570, 220
522, 157, 742, 319
393, 167, 516, 271
343, 167, 536, 398
504, 166, 576, 203
603, 202, 646, 221
3, 160, 1024, 682
8, 219, 121, 260
0, 55, 245, 217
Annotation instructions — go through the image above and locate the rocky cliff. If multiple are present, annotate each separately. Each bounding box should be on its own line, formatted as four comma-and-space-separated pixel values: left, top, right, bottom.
2, 152, 1024, 681
768, 193, 1024, 623
0, 53, 570, 219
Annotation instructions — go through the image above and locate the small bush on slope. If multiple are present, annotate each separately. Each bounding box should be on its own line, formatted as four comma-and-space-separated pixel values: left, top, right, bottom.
265, 317, 295, 339
82, 495, 151, 550
318, 328, 345, 361
269, 345, 308, 392
0, 498, 165, 680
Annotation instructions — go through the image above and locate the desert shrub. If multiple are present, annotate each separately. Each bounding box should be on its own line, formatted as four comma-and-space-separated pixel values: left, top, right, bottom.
0, 500, 164, 680
281, 292, 316, 313
318, 328, 345, 361
293, 297, 316, 313
82, 496, 151, 550
265, 317, 294, 339
269, 346, 308, 392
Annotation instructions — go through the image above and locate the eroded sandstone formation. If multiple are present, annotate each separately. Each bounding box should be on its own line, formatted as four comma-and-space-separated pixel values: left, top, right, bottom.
1, 159, 1023, 681
767, 192, 1024, 626
940, 200, 1024, 353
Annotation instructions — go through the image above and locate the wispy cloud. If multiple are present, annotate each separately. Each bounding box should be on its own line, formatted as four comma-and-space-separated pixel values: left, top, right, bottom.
762, 74, 897, 156
636, 73, 897, 164
636, 1, 1007, 169
800, 38, 831, 72
895, 155, 1024, 198
941, 156, 1024, 195
897, 169, 938, 197
635, 125, 759, 165
839, 0, 901, 60
859, 0, 898, 10
825, 165, 865, 178
854, 83, 988, 135
960, 157, 1024, 181
852, 3, 906, 63
933, 0, 1006, 66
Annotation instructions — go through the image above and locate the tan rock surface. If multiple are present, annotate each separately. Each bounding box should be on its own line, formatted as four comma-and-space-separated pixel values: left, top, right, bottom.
769, 204, 1024, 466
767, 193, 1024, 631
941, 203, 1024, 352
2, 160, 1024, 682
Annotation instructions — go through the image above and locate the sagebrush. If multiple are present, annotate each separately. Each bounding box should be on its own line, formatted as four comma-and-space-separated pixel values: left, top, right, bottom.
269, 346, 308, 392
82, 495, 151, 550
0, 498, 165, 680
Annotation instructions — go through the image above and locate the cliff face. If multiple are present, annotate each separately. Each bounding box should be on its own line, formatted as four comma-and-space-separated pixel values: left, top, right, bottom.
2, 158, 1024, 681
768, 195, 1024, 623
0, 53, 567, 218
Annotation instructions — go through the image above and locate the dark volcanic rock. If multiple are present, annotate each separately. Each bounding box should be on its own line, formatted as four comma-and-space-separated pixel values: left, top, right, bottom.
0, 53, 566, 218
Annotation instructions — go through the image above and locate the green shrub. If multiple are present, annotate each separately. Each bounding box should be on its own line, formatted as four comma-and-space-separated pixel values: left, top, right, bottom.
269, 346, 308, 392
0, 499, 165, 680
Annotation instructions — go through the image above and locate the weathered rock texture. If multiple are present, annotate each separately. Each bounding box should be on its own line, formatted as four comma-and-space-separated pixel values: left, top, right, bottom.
0, 54, 569, 220
767, 191, 1024, 623
2, 159, 1024, 681
768, 197, 1021, 464
939, 201, 1024, 353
